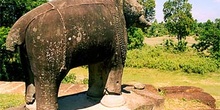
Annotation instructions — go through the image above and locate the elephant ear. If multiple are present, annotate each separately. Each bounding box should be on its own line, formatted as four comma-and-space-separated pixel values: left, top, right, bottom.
6, 3, 54, 51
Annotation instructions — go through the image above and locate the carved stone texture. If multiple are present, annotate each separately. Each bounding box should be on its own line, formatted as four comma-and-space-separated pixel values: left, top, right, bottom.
123, 84, 165, 110
134, 82, 145, 90
6, 0, 150, 109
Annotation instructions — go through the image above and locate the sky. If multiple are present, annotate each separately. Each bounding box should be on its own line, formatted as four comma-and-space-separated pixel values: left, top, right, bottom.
155, 0, 220, 22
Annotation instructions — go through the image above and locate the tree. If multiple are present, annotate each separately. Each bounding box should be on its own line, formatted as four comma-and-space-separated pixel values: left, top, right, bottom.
139, 0, 156, 22
190, 19, 198, 35
163, 0, 194, 41
194, 19, 220, 59
0, 0, 46, 80
0, 0, 47, 27
145, 20, 168, 37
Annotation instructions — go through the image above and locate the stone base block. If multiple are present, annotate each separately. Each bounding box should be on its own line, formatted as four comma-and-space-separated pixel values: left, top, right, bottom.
8, 84, 164, 110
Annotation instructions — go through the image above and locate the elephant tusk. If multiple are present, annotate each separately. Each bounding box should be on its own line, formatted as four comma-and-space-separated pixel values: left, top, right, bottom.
139, 15, 151, 26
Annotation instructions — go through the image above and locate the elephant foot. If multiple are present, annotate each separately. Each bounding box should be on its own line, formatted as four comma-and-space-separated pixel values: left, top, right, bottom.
25, 84, 35, 104
101, 95, 126, 107
25, 101, 36, 110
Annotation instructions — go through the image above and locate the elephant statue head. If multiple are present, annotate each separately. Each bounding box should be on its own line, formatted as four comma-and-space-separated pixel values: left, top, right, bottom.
124, 0, 151, 29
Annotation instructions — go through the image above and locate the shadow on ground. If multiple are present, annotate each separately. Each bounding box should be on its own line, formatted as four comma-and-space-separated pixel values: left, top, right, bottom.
58, 91, 101, 110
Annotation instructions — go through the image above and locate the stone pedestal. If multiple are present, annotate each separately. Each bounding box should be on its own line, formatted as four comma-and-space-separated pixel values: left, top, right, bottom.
8, 84, 164, 110
58, 84, 164, 110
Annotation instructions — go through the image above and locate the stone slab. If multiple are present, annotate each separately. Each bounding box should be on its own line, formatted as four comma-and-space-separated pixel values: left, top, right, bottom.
25, 85, 163, 110
10, 89, 163, 110
4, 82, 164, 110
159, 86, 216, 109
23, 91, 156, 110
0, 81, 25, 94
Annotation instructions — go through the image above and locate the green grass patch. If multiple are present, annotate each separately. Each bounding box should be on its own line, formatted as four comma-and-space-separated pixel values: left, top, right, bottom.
0, 94, 24, 110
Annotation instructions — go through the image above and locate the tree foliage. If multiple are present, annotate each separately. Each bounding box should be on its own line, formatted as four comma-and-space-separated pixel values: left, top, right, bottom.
0, 27, 23, 80
193, 19, 220, 60
127, 27, 145, 50
0, 0, 47, 27
145, 20, 169, 37
139, 0, 156, 22
163, 0, 194, 41
0, 0, 47, 80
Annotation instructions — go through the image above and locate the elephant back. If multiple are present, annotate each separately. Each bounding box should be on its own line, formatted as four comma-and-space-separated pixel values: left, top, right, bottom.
6, 0, 123, 52
6, 3, 55, 51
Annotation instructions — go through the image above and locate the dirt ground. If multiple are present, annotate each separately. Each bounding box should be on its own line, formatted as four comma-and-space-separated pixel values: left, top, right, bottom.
144, 36, 197, 46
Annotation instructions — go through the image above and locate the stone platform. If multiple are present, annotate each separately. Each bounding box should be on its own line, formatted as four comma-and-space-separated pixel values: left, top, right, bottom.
1, 81, 164, 110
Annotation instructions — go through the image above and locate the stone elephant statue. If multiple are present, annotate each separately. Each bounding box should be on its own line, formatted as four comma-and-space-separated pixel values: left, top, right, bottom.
6, 0, 150, 109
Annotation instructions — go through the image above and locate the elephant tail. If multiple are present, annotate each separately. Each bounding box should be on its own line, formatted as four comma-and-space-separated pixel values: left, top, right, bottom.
6, 16, 28, 51
6, 2, 54, 52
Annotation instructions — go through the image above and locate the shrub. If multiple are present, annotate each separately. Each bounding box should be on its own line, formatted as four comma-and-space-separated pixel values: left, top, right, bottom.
62, 74, 76, 84
0, 0, 47, 27
82, 78, 89, 84
127, 27, 145, 50
175, 40, 188, 52
163, 39, 188, 53
179, 57, 218, 74
194, 19, 220, 60
0, 27, 24, 81
0, 0, 47, 81
125, 45, 219, 74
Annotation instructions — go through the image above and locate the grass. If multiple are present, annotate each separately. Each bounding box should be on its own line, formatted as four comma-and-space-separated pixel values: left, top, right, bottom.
164, 98, 211, 110
0, 94, 24, 110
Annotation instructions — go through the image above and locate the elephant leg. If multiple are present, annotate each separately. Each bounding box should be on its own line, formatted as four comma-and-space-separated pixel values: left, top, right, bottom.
19, 46, 35, 104
100, 61, 126, 107
87, 62, 109, 98
104, 64, 123, 95
34, 73, 59, 110
32, 68, 68, 110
